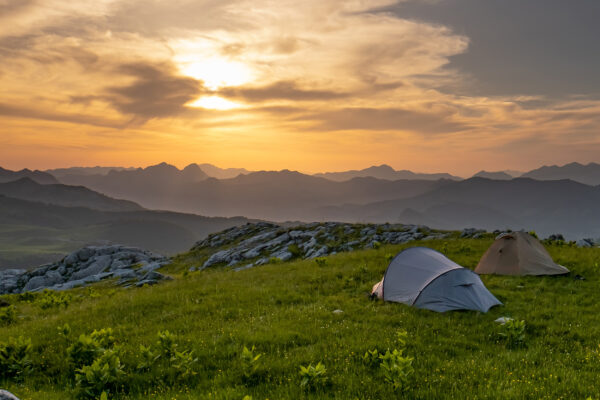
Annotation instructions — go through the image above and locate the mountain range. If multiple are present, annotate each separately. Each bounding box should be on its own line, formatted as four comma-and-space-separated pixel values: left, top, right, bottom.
0, 167, 58, 184
521, 162, 600, 186
314, 164, 462, 181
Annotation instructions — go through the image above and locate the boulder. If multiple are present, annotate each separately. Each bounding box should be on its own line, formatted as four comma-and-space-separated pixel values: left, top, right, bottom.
0, 390, 21, 400
71, 255, 112, 280
23, 270, 63, 292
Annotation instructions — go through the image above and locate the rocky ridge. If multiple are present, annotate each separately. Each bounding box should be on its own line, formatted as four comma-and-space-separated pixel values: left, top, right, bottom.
189, 222, 454, 271
0, 245, 170, 295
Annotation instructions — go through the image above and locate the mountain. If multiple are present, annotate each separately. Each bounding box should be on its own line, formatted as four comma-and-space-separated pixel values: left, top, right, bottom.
472, 170, 513, 180
0, 178, 142, 211
522, 162, 600, 185
56, 162, 209, 205
54, 167, 451, 220
46, 166, 137, 178
316, 177, 600, 239
0, 194, 251, 269
314, 164, 462, 182
196, 163, 250, 179
0, 166, 59, 184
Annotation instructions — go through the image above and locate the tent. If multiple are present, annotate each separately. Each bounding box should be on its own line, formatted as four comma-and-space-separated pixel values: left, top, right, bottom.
475, 231, 569, 276
371, 247, 501, 313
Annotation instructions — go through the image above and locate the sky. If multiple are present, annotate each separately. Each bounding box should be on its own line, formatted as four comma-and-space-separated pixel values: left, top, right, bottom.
0, 0, 599, 176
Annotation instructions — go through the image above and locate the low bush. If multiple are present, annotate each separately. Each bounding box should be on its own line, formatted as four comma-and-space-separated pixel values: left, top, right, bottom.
0, 336, 33, 380
0, 305, 16, 326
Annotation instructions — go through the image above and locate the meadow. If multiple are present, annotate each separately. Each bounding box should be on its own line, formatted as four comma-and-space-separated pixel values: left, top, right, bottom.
1, 236, 599, 399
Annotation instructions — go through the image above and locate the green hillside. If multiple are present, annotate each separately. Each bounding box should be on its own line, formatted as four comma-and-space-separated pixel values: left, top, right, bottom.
1, 235, 599, 399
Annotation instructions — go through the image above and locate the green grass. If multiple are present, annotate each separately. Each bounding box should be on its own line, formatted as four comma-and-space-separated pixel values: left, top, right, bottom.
1, 237, 600, 399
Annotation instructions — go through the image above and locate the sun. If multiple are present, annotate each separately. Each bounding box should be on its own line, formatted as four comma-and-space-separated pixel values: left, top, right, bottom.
179, 57, 253, 91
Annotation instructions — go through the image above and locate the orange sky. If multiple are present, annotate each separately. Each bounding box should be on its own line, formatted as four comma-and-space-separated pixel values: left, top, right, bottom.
1, 0, 599, 176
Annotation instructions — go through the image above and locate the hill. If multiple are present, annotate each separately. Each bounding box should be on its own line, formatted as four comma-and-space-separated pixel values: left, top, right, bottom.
314, 164, 462, 182
522, 162, 600, 185
0, 178, 143, 211
317, 177, 600, 239
45, 166, 137, 178
0, 195, 251, 269
0, 166, 58, 184
1, 227, 598, 399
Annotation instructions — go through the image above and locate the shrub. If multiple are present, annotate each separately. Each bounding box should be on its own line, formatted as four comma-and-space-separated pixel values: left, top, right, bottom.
75, 350, 125, 399
138, 331, 198, 385
0, 336, 34, 380
372, 241, 381, 250
299, 362, 328, 391
0, 305, 17, 326
287, 244, 302, 258
528, 230, 538, 239
68, 329, 116, 370
498, 319, 526, 349
379, 349, 414, 391
37, 290, 71, 309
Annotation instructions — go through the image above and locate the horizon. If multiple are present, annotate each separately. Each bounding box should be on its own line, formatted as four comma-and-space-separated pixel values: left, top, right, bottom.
1, 1, 599, 176
2, 160, 600, 179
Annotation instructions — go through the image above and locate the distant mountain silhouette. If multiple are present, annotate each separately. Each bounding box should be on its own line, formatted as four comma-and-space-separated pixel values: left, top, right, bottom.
0, 167, 58, 184
54, 167, 450, 220
0, 178, 142, 212
46, 166, 137, 178
472, 170, 513, 180
521, 162, 600, 185
317, 177, 600, 239
56, 162, 209, 205
314, 164, 462, 182
0, 194, 251, 269
196, 163, 250, 179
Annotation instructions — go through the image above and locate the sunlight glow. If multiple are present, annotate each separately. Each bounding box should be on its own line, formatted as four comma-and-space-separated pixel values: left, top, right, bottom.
179, 58, 253, 90
187, 96, 242, 110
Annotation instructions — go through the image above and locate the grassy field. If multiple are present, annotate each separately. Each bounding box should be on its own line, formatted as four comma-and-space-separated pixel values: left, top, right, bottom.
1, 236, 599, 399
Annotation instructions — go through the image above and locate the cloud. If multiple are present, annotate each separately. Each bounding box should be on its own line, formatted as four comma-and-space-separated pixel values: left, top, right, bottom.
104, 62, 204, 120
305, 107, 471, 134
219, 81, 349, 102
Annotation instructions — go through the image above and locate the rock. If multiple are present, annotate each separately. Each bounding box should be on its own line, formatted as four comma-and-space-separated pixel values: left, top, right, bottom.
271, 249, 293, 261
71, 255, 112, 280
138, 261, 164, 273
136, 279, 158, 287
111, 269, 138, 279
203, 249, 233, 268
494, 317, 514, 325
23, 270, 63, 291
332, 309, 344, 314
576, 238, 595, 248
234, 264, 254, 272
0, 390, 21, 400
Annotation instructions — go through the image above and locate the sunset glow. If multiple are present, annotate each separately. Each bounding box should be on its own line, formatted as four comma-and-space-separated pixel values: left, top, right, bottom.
0, 0, 598, 174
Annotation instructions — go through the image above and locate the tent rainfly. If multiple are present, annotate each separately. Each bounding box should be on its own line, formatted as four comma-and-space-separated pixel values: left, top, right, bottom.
371, 247, 501, 313
475, 231, 570, 276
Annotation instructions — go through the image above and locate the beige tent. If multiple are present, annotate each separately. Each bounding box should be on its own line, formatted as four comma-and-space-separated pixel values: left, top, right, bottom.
475, 231, 569, 275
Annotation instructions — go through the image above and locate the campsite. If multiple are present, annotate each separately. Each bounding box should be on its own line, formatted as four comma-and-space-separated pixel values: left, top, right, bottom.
1, 229, 599, 399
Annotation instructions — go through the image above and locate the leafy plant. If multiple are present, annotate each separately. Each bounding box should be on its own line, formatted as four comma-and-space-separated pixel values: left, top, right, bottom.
0, 336, 34, 380
299, 362, 328, 390
240, 345, 263, 385
498, 319, 526, 348
372, 241, 381, 250
0, 305, 17, 326
75, 350, 125, 399
287, 244, 302, 258
379, 349, 414, 391
138, 331, 198, 384
68, 329, 115, 370
362, 349, 381, 368
37, 289, 71, 309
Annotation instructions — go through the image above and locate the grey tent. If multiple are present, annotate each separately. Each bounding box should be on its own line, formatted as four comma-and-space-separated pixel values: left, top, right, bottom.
372, 247, 501, 313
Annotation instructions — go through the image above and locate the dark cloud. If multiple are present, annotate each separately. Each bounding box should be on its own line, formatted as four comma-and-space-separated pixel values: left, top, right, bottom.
0, 102, 123, 128
219, 81, 349, 102
105, 63, 204, 120
304, 107, 471, 134
0, 0, 34, 19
